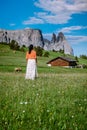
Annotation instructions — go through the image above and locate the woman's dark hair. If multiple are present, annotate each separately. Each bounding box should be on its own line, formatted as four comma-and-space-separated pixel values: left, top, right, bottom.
28, 44, 33, 54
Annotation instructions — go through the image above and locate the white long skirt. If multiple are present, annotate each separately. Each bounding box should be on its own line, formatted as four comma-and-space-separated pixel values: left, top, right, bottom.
25, 59, 38, 80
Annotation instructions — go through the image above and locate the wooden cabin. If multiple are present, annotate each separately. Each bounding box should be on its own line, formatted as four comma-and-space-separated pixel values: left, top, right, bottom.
47, 56, 77, 68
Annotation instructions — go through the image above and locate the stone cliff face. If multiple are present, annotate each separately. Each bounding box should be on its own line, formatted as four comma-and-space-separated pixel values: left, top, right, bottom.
0, 29, 44, 47
44, 32, 74, 55
0, 29, 74, 55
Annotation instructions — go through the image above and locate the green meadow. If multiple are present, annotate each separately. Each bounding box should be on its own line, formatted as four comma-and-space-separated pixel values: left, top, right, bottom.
0, 44, 87, 130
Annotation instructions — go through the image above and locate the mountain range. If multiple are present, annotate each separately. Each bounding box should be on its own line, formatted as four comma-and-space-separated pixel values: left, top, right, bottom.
0, 29, 74, 55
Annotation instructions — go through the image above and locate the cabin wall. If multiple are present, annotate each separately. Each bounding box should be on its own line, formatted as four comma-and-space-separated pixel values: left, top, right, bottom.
50, 58, 69, 66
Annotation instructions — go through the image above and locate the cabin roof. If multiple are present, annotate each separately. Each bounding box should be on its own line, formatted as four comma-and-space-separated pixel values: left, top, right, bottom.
47, 56, 76, 64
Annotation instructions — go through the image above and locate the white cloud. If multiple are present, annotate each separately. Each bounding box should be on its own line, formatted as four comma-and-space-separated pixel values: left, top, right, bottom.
59, 26, 87, 33
33, 0, 87, 24
24, 27, 31, 29
66, 35, 87, 45
35, 0, 87, 13
22, 0, 87, 25
43, 33, 52, 40
23, 17, 44, 25
9, 23, 15, 26
36, 12, 71, 24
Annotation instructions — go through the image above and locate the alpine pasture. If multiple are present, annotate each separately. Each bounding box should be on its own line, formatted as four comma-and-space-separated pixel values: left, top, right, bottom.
0, 44, 87, 130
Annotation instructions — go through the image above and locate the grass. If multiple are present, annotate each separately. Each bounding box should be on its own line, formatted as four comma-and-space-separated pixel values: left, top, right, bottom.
0, 44, 87, 130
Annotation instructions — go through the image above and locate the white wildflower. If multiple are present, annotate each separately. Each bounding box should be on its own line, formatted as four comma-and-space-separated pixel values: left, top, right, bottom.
72, 115, 74, 118
84, 99, 87, 101
37, 93, 39, 96
47, 110, 50, 113
58, 91, 60, 94
33, 84, 35, 87
25, 102, 28, 105
20, 102, 23, 104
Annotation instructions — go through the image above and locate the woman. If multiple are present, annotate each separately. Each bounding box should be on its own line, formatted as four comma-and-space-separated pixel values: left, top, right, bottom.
25, 44, 38, 80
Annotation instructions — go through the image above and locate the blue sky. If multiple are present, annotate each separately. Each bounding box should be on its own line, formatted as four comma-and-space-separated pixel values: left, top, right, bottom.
0, 0, 87, 56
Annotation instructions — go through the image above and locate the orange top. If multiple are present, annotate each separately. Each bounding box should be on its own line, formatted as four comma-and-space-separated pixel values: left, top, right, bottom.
26, 50, 36, 60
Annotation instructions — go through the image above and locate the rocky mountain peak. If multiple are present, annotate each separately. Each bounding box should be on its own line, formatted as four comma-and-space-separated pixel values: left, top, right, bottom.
51, 33, 56, 43
0, 29, 44, 47
51, 32, 66, 43
0, 29, 74, 55
56, 32, 66, 42
44, 32, 74, 55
